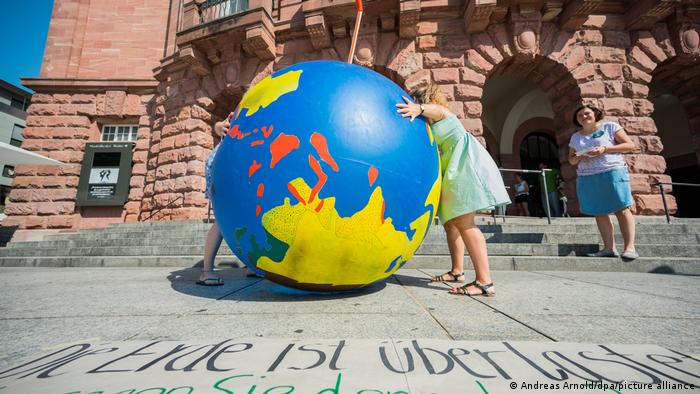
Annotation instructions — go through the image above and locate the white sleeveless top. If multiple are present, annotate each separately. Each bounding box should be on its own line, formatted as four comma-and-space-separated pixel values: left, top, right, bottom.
514, 181, 528, 195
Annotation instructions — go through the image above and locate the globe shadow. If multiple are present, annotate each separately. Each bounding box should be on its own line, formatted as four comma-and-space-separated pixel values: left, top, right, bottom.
391, 271, 455, 291
167, 266, 387, 301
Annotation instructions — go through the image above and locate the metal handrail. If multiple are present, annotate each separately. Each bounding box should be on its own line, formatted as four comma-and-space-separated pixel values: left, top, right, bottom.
491, 186, 510, 223
654, 182, 700, 224
499, 168, 554, 224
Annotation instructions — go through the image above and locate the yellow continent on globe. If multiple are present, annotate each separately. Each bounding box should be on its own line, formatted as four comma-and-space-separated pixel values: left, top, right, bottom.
256, 175, 441, 287
235, 70, 303, 119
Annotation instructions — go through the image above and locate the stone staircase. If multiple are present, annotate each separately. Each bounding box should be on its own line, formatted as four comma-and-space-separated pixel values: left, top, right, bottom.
1, 217, 698, 274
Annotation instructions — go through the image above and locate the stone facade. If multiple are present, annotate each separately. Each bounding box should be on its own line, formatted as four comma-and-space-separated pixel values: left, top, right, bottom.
5, 0, 700, 230
3, 91, 152, 229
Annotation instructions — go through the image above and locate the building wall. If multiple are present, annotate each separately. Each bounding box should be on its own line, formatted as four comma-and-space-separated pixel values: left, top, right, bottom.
5, 0, 700, 230
41, 0, 172, 79
4, 91, 152, 229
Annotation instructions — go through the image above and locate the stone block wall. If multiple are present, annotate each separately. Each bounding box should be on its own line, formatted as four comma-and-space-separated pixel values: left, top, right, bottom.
406, 16, 677, 215
41, 0, 170, 80
141, 83, 215, 221
155, 15, 678, 218
140, 47, 271, 221
7, 1, 699, 230
2, 91, 153, 229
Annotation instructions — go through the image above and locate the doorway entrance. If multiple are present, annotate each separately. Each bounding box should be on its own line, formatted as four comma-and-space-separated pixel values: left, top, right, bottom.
520, 132, 559, 217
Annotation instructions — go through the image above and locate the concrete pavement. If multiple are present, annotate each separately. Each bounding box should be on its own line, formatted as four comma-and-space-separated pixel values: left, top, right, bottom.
0, 267, 698, 392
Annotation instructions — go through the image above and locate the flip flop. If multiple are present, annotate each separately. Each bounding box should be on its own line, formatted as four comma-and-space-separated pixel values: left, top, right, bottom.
196, 277, 224, 286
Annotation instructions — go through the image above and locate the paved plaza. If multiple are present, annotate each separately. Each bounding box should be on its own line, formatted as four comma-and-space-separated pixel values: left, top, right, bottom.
0, 267, 698, 393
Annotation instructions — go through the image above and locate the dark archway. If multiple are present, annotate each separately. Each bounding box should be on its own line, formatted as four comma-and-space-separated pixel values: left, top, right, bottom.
519, 132, 559, 217
520, 132, 559, 170
649, 55, 700, 218
650, 82, 700, 218
482, 125, 501, 165
482, 54, 580, 209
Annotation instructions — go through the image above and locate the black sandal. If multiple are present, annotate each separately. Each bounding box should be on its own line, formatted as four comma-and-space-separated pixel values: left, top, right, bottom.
430, 271, 465, 283
449, 280, 495, 297
196, 277, 224, 286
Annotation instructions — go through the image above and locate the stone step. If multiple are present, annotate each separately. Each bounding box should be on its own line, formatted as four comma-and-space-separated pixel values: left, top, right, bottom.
417, 243, 700, 258
1, 255, 697, 275
30, 223, 700, 245
405, 256, 700, 275
542, 232, 699, 244
66, 222, 700, 237
1, 242, 697, 259
5, 232, 546, 248
0, 255, 238, 268
477, 217, 700, 225
99, 217, 700, 229
7, 231, 698, 250
460, 224, 700, 234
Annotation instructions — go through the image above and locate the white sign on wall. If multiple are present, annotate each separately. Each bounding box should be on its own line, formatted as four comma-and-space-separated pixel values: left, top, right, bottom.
89, 168, 119, 184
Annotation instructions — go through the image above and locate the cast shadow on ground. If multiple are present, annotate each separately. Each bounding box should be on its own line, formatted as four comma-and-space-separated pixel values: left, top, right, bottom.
646, 265, 696, 275
390, 271, 460, 292
167, 263, 387, 301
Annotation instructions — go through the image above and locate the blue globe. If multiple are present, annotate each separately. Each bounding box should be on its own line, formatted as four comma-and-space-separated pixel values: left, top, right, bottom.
212, 60, 441, 291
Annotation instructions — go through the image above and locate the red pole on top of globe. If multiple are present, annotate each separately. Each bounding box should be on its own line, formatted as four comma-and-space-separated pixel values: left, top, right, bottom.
347, 0, 364, 63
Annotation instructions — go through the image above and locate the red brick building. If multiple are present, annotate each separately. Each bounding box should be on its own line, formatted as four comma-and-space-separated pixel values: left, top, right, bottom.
4, 0, 700, 232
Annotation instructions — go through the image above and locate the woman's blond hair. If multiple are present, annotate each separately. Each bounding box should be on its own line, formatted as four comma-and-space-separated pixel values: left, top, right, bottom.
409, 84, 449, 107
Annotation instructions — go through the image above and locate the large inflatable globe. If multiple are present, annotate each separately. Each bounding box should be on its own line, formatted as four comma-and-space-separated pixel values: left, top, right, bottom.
211, 60, 440, 291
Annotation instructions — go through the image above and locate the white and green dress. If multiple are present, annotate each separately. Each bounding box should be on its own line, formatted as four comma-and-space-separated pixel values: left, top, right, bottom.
431, 115, 510, 222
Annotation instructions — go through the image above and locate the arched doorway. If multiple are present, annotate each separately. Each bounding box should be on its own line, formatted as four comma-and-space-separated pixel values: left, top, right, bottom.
520, 132, 559, 169
650, 82, 700, 217
645, 44, 700, 218
519, 132, 559, 217
479, 55, 571, 215
482, 125, 501, 165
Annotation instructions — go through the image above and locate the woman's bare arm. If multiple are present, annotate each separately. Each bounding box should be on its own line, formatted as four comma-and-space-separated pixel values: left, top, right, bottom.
396, 97, 450, 123
608, 128, 637, 153
568, 147, 584, 165
214, 112, 233, 137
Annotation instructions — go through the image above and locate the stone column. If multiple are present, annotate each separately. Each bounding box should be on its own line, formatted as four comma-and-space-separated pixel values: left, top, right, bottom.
142, 69, 215, 221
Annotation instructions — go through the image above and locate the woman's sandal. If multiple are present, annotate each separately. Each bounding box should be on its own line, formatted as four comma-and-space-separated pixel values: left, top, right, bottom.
196, 277, 224, 286
430, 271, 465, 283
449, 280, 495, 297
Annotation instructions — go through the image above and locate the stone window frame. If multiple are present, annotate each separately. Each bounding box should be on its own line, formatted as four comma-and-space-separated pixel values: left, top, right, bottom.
100, 124, 139, 142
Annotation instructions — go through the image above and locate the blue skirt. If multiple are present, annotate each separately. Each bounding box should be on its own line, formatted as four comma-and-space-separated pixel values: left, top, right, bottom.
576, 167, 633, 215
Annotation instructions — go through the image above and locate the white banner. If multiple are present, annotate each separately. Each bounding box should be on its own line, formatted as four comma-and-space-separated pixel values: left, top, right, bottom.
0, 339, 698, 393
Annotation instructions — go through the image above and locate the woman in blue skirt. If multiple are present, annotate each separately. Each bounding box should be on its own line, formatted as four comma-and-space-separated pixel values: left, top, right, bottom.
568, 105, 639, 260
